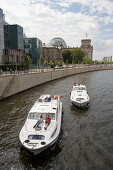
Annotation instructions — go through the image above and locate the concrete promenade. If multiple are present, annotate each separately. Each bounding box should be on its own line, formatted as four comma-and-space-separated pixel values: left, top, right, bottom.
0, 64, 113, 100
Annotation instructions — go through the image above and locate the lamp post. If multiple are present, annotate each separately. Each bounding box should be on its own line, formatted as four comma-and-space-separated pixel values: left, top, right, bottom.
16, 55, 17, 74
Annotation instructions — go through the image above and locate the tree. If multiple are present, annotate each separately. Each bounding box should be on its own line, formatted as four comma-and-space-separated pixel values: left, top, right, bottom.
72, 60, 75, 64
62, 49, 72, 63
49, 59, 57, 67
22, 54, 32, 69
66, 59, 69, 65
71, 48, 85, 64
57, 60, 61, 65
40, 56, 44, 65
82, 56, 91, 64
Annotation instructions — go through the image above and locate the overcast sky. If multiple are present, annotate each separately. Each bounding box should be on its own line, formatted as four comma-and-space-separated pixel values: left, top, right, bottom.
1, 0, 113, 60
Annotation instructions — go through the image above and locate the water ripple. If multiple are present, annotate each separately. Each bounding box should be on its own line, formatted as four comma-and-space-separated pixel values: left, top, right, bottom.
0, 70, 113, 169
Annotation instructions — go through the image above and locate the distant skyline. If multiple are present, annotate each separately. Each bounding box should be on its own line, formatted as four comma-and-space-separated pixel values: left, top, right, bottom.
1, 0, 113, 60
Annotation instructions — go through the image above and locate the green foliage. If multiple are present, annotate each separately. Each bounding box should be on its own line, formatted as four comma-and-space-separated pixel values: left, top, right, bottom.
62, 61, 64, 65
49, 60, 52, 65
55, 60, 58, 66
0, 64, 23, 71
82, 57, 91, 64
45, 61, 48, 64
71, 48, 85, 64
40, 56, 44, 65
62, 48, 85, 64
72, 60, 75, 64
22, 54, 32, 69
66, 59, 69, 65
57, 60, 61, 65
62, 49, 72, 63
49, 59, 57, 67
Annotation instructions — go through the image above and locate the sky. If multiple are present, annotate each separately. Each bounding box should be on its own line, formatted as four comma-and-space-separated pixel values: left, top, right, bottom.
1, 0, 113, 60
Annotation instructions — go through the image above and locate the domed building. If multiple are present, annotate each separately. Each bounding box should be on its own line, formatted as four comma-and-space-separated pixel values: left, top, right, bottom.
49, 37, 67, 48
43, 37, 67, 64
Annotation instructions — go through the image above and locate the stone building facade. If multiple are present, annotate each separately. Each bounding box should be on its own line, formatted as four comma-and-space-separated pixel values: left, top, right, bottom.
42, 37, 67, 63
81, 39, 93, 60
43, 46, 63, 63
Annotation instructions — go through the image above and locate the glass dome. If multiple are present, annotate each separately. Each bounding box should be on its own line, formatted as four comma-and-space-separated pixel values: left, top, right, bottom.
49, 37, 67, 48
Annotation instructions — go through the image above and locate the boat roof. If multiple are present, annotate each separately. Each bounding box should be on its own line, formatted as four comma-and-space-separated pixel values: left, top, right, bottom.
29, 95, 59, 114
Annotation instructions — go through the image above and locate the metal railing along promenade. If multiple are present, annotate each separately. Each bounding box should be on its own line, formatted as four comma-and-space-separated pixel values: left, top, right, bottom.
0, 64, 113, 77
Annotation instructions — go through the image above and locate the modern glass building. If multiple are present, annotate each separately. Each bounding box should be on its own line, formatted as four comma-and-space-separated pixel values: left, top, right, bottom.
24, 38, 38, 65
0, 8, 4, 64
10, 25, 24, 50
37, 38, 42, 63
3, 24, 24, 64
24, 38, 42, 66
0, 8, 24, 64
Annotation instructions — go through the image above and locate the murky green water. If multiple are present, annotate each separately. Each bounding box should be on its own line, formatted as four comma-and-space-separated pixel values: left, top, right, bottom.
0, 70, 113, 170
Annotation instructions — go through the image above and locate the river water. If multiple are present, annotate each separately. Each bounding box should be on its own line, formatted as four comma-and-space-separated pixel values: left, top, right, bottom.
0, 70, 113, 170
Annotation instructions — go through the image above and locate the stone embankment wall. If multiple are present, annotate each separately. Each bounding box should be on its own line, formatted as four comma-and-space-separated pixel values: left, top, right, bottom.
0, 65, 113, 100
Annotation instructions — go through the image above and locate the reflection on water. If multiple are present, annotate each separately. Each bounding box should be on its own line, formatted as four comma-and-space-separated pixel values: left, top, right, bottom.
0, 70, 113, 169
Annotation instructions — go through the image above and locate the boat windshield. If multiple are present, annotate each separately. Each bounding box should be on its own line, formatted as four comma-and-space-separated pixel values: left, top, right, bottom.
74, 87, 86, 91
28, 112, 55, 120
28, 135, 45, 140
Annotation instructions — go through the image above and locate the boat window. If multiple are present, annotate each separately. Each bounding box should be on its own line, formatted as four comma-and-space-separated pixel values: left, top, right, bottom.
28, 112, 38, 120
28, 113, 35, 119
28, 112, 55, 120
42, 113, 55, 120
76, 98, 84, 101
48, 113, 55, 120
28, 135, 45, 140
74, 87, 86, 91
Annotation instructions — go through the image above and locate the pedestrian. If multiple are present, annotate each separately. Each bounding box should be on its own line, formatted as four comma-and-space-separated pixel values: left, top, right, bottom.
10, 69, 12, 74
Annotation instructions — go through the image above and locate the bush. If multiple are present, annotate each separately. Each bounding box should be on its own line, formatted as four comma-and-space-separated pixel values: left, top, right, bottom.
0, 64, 24, 71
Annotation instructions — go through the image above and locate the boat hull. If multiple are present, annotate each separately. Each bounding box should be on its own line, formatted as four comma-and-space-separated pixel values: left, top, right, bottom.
20, 129, 61, 156
70, 99, 89, 107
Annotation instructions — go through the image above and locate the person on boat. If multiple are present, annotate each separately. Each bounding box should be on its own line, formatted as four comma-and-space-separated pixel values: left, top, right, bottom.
48, 96, 51, 102
33, 115, 43, 128
44, 115, 51, 130
45, 96, 48, 102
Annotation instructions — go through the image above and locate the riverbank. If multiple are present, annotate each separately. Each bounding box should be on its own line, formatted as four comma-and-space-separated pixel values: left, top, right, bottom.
0, 64, 113, 100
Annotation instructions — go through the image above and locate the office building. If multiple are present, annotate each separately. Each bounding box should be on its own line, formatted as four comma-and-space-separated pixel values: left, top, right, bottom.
4, 24, 24, 64
102, 56, 113, 62
37, 38, 42, 64
0, 8, 24, 64
0, 8, 4, 64
24, 38, 38, 65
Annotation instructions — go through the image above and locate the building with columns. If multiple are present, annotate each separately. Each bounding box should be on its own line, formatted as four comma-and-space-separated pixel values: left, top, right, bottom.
43, 37, 67, 63
81, 39, 93, 60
